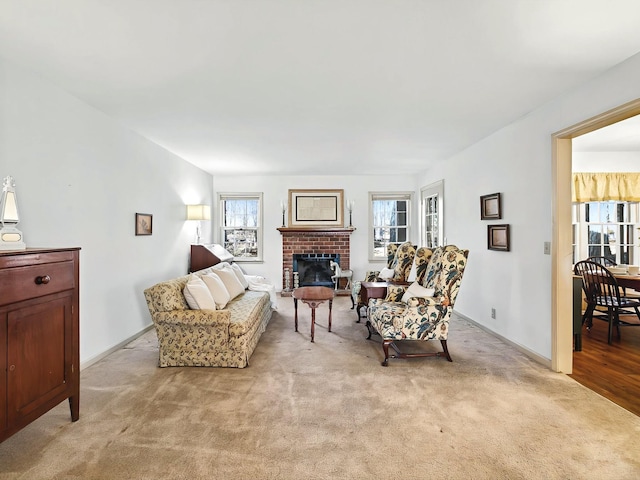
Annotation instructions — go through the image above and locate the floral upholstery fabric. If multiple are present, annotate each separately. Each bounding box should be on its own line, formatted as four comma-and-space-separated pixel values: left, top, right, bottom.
144, 268, 272, 368
368, 245, 468, 342
414, 247, 434, 285
351, 242, 416, 306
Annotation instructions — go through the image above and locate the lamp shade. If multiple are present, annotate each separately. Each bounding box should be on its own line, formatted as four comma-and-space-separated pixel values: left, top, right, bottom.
186, 204, 211, 221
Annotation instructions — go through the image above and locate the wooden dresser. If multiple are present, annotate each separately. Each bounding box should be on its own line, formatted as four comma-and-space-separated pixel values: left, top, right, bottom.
189, 244, 233, 272
0, 247, 80, 442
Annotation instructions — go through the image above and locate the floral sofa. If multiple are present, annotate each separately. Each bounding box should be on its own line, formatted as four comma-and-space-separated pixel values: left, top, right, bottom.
143, 265, 272, 368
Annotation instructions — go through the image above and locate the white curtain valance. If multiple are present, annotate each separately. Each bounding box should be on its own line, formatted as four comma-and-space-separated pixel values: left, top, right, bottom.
572, 172, 640, 203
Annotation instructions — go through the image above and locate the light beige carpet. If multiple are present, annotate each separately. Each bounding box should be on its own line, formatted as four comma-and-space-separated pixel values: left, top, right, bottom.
1, 296, 639, 479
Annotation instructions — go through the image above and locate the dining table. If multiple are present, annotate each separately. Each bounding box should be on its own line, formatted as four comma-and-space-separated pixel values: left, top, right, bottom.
613, 272, 640, 291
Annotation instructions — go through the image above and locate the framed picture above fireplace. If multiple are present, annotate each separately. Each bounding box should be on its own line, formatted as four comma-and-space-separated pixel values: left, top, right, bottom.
288, 189, 344, 227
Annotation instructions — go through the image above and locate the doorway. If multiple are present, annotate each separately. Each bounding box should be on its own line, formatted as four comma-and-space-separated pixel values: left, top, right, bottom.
552, 98, 640, 374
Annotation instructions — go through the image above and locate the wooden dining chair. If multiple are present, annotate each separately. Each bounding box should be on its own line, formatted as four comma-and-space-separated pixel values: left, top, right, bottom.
574, 260, 640, 344
586, 256, 617, 267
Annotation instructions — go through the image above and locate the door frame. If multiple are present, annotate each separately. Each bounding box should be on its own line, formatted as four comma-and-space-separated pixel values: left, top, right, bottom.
552, 98, 640, 373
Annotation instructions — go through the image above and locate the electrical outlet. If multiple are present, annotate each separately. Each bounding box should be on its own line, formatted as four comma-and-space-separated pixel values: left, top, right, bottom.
544, 241, 551, 255
491, 308, 496, 319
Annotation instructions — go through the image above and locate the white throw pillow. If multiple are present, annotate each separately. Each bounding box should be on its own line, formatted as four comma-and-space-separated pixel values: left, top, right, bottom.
230, 262, 249, 290
183, 275, 217, 310
201, 272, 231, 309
213, 265, 246, 300
407, 259, 417, 282
378, 267, 395, 279
401, 281, 435, 303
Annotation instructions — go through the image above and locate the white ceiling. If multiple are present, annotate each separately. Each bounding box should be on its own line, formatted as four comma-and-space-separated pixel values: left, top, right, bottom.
1, 1, 640, 175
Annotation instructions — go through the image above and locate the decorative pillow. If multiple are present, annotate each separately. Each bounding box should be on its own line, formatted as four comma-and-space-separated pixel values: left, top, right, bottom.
401, 281, 435, 303
212, 265, 245, 300
183, 275, 217, 310
201, 272, 231, 309
230, 263, 249, 290
378, 267, 395, 280
406, 260, 417, 282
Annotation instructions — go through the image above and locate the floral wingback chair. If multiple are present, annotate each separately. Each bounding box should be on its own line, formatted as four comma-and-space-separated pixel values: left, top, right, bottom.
366, 245, 469, 366
351, 242, 416, 320
350, 243, 400, 310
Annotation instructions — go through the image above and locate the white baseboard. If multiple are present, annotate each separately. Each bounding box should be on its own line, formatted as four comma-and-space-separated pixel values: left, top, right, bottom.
80, 324, 155, 371
454, 311, 552, 369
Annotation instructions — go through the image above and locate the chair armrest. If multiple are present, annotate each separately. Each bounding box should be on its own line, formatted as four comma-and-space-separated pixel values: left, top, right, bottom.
405, 296, 450, 307
385, 285, 408, 302
153, 309, 231, 328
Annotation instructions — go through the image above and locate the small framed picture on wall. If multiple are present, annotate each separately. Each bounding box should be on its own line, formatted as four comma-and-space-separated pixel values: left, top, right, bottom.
480, 193, 502, 220
488, 224, 510, 251
135, 213, 153, 236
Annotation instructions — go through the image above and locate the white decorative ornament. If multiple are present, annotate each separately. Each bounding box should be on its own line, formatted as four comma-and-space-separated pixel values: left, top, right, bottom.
0, 176, 26, 250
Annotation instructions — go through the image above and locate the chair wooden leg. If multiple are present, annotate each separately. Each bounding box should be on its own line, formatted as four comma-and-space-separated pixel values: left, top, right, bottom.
382, 339, 392, 366
607, 308, 614, 345
440, 339, 453, 362
583, 304, 595, 330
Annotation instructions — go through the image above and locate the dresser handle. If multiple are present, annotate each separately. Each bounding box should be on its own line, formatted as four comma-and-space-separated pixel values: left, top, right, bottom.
35, 275, 51, 285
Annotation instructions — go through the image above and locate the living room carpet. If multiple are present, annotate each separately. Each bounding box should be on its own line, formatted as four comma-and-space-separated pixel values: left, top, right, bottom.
0, 296, 639, 479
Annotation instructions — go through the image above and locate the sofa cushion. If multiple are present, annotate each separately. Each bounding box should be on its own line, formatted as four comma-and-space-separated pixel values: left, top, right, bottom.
201, 272, 231, 309
230, 262, 249, 289
226, 290, 271, 337
183, 275, 217, 310
213, 265, 246, 300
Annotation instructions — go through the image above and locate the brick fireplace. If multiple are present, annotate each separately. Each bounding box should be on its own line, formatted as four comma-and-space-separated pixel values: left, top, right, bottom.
278, 227, 355, 295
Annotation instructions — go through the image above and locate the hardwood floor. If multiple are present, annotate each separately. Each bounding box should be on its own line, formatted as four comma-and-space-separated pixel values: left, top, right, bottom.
569, 314, 640, 417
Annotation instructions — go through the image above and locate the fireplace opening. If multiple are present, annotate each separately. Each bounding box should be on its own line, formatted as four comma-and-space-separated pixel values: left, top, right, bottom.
293, 253, 340, 288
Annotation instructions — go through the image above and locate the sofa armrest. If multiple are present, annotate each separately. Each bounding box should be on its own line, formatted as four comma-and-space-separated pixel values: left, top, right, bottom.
153, 309, 231, 328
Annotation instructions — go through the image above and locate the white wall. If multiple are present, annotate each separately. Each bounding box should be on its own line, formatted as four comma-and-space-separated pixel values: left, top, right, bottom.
418, 52, 640, 360
213, 175, 420, 287
573, 151, 640, 171
0, 58, 213, 366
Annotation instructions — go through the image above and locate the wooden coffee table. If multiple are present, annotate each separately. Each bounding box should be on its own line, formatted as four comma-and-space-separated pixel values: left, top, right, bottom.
292, 286, 335, 342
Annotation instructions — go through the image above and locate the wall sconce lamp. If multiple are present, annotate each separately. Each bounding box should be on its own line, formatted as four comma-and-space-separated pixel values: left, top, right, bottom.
0, 176, 26, 250
186, 204, 211, 244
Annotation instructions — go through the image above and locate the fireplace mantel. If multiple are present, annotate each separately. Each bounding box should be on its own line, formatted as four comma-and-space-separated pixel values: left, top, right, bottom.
278, 227, 356, 233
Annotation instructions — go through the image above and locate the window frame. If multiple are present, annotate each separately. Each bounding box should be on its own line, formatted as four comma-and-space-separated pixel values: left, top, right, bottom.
368, 191, 413, 261
573, 200, 639, 265
420, 180, 444, 249
218, 192, 264, 263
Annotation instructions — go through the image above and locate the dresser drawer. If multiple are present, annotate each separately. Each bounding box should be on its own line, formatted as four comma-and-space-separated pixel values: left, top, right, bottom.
0, 261, 75, 306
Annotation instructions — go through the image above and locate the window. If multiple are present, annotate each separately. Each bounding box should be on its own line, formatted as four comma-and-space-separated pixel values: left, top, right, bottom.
369, 192, 412, 260
219, 193, 263, 262
420, 180, 444, 249
574, 201, 638, 265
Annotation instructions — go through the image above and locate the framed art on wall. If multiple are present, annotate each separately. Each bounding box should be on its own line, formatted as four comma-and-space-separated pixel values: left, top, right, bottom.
135, 213, 153, 236
488, 224, 509, 251
480, 192, 502, 220
288, 189, 344, 227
